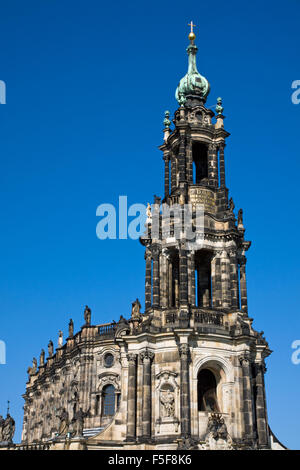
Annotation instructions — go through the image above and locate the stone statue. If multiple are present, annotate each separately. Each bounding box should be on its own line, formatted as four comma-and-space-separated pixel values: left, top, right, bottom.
58, 330, 63, 348
48, 340, 54, 357
207, 413, 228, 440
0, 415, 4, 441
68, 319, 74, 338
238, 208, 243, 225
27, 357, 37, 377
84, 305, 91, 326
1, 414, 15, 443
229, 198, 235, 213
72, 408, 90, 437
39, 349, 45, 367
57, 408, 69, 436
131, 298, 141, 319
160, 389, 175, 417
146, 203, 152, 222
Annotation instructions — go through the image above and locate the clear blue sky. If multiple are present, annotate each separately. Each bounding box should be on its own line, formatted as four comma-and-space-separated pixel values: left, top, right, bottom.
0, 0, 299, 448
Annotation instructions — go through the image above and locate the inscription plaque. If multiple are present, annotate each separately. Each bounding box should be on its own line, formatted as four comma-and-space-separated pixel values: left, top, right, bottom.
189, 187, 216, 214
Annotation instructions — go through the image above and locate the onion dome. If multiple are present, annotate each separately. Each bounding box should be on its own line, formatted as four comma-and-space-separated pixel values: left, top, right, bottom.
175, 24, 210, 106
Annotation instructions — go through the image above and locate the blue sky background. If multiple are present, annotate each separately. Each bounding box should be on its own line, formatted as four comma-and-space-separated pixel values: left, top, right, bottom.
0, 0, 299, 448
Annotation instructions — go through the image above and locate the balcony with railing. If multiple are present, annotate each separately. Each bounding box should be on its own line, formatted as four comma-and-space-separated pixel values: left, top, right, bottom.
98, 323, 116, 339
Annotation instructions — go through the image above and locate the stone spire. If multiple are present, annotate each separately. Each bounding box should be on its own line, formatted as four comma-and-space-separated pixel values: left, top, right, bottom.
175, 22, 210, 106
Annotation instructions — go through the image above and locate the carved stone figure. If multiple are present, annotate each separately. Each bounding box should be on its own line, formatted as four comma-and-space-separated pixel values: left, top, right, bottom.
68, 319, 74, 338
48, 340, 54, 358
72, 408, 90, 437
57, 408, 69, 436
229, 197, 235, 213
238, 208, 243, 225
179, 193, 185, 205
84, 305, 91, 326
0, 415, 4, 441
58, 331, 63, 348
160, 389, 175, 417
1, 414, 15, 443
206, 413, 228, 440
27, 357, 37, 377
131, 298, 141, 319
39, 349, 45, 367
146, 203, 152, 222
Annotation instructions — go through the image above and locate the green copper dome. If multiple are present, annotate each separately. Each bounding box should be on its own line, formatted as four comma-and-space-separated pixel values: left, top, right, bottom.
175, 41, 210, 106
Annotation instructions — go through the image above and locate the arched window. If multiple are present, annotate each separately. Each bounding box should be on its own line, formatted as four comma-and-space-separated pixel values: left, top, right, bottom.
192, 142, 208, 184
102, 385, 116, 416
198, 369, 219, 412
195, 250, 212, 307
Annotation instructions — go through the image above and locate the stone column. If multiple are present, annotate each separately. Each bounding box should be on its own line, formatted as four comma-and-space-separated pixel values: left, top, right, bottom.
179, 344, 191, 438
208, 143, 218, 187
186, 137, 193, 184
160, 251, 168, 308
178, 132, 186, 184
126, 353, 137, 441
152, 245, 160, 307
218, 143, 226, 188
145, 250, 152, 311
212, 252, 222, 307
188, 251, 195, 306
171, 154, 176, 193
163, 153, 170, 200
254, 362, 268, 447
221, 250, 231, 308
239, 256, 248, 313
139, 349, 154, 440
229, 250, 240, 309
179, 247, 188, 307
168, 255, 172, 307
239, 355, 255, 441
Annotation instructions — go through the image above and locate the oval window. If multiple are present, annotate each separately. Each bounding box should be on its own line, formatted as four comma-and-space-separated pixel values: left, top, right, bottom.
104, 353, 114, 367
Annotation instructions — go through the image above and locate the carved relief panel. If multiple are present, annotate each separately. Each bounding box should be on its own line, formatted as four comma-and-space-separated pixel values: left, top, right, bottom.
155, 370, 180, 435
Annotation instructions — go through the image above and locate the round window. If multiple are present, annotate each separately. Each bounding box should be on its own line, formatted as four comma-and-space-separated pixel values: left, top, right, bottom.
104, 353, 114, 368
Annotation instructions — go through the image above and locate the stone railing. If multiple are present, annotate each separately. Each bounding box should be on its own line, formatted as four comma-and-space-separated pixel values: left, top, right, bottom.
194, 311, 224, 326
98, 323, 116, 338
15, 443, 51, 450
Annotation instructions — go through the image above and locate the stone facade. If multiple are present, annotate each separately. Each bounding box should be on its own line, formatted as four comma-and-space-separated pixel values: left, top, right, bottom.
19, 32, 285, 451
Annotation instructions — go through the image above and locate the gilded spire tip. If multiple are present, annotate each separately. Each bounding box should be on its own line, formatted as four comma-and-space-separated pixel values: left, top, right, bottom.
188, 21, 196, 43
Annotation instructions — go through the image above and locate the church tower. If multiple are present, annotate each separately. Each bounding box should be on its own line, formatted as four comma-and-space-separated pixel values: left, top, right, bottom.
139, 24, 272, 449
19, 25, 285, 451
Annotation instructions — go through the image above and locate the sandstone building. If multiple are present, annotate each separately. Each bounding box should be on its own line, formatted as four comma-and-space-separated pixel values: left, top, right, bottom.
20, 27, 285, 450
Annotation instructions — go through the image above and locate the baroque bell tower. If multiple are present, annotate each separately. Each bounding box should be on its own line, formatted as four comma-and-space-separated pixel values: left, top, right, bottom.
139, 24, 275, 449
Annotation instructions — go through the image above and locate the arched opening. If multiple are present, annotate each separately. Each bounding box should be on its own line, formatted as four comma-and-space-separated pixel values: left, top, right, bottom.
193, 142, 208, 184
195, 250, 212, 307
102, 384, 116, 417
198, 369, 219, 412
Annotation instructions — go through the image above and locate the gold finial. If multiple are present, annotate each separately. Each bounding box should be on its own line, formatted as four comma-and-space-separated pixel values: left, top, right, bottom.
188, 21, 196, 42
